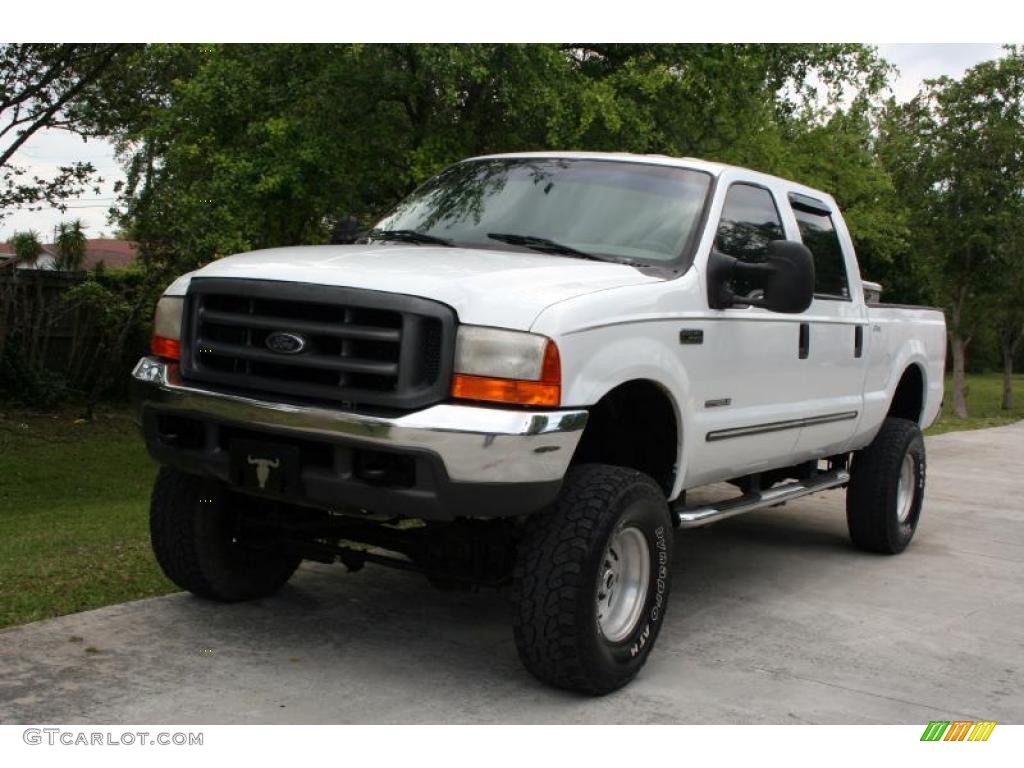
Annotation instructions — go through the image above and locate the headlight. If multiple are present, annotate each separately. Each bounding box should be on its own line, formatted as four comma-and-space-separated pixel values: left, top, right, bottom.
151, 295, 184, 360
451, 326, 561, 407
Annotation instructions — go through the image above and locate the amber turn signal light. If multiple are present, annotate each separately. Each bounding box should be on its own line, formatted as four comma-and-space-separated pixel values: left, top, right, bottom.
150, 334, 181, 361
451, 340, 560, 407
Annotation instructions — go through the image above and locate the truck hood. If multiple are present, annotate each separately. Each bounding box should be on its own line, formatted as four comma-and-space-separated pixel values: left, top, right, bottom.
168, 244, 663, 330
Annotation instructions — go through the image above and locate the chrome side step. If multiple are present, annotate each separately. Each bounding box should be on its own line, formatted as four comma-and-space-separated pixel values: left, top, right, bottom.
674, 469, 850, 529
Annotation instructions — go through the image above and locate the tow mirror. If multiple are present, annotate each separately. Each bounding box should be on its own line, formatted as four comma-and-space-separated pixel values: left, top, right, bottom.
707, 240, 815, 313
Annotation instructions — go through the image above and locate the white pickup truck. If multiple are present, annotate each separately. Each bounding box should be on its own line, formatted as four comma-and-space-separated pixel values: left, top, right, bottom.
133, 152, 946, 694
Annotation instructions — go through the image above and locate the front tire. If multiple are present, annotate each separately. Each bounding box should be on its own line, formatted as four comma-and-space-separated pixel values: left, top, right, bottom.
846, 417, 926, 554
150, 468, 302, 601
512, 464, 673, 695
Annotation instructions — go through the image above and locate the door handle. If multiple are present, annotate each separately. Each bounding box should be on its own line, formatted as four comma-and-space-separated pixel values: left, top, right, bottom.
854, 326, 864, 358
799, 322, 810, 359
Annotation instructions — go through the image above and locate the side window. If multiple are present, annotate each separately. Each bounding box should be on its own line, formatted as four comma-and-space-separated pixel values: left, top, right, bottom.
715, 183, 785, 297
790, 199, 850, 299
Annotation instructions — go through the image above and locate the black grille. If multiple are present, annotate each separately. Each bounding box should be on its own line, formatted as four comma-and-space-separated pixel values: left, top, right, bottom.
180, 278, 456, 410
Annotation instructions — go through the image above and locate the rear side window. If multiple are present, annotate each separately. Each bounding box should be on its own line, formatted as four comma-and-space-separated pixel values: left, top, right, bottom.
715, 184, 785, 298
790, 199, 850, 300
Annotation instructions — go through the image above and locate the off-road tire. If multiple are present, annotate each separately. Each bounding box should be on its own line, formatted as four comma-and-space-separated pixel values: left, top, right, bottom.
150, 468, 302, 601
846, 417, 926, 554
512, 464, 673, 695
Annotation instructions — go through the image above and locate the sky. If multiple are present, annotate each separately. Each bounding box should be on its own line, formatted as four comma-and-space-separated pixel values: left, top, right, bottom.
0, 43, 1009, 242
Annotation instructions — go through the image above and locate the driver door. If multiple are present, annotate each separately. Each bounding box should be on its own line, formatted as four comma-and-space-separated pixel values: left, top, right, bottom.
684, 180, 813, 487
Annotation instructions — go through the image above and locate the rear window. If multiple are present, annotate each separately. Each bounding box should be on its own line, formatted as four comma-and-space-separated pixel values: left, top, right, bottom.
790, 199, 850, 300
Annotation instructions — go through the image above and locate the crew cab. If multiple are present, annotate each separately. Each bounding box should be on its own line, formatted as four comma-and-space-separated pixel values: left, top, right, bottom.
133, 152, 946, 694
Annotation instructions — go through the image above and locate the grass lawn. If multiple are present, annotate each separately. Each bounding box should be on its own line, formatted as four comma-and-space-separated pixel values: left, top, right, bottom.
0, 407, 173, 629
926, 372, 1024, 435
1, 371, 1022, 630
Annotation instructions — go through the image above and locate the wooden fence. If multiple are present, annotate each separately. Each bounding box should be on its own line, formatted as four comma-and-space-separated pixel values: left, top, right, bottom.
0, 270, 91, 373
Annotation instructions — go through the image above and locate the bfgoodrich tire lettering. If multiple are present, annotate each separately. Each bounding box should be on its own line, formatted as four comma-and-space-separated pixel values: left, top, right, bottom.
512, 464, 673, 695
846, 417, 926, 554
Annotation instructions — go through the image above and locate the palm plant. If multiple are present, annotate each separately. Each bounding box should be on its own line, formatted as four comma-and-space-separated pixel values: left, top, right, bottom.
8, 230, 44, 266
53, 220, 87, 271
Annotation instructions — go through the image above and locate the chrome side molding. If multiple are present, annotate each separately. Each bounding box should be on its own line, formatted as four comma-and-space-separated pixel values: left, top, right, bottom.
705, 411, 858, 442
674, 469, 850, 529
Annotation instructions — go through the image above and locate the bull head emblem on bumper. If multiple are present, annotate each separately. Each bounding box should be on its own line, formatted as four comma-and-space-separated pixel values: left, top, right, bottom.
247, 455, 281, 489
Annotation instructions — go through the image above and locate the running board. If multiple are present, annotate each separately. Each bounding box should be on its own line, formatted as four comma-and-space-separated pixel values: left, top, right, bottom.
674, 469, 850, 529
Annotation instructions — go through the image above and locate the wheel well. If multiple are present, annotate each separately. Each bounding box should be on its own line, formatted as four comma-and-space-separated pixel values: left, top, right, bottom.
888, 364, 925, 424
571, 380, 678, 494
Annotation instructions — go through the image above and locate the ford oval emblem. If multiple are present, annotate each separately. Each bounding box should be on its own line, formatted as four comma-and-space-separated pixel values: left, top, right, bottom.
265, 331, 307, 355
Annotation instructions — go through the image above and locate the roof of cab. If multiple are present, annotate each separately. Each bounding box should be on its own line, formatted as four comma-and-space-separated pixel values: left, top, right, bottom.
468, 150, 729, 176
465, 151, 837, 208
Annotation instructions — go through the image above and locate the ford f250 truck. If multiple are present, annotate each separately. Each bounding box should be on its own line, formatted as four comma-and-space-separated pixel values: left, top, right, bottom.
133, 152, 946, 694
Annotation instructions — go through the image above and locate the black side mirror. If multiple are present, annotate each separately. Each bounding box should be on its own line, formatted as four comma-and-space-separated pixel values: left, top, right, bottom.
707, 240, 815, 313
330, 215, 361, 245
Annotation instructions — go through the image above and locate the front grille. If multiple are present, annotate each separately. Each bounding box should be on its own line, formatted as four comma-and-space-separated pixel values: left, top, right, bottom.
180, 278, 456, 410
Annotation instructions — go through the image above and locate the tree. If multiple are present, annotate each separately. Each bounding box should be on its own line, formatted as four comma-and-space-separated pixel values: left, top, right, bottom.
0, 44, 137, 224
975, 50, 1024, 411
992, 205, 1024, 410
8, 229, 43, 265
879, 49, 1024, 419
108, 44, 892, 275
2, 230, 52, 395
52, 219, 88, 271
993, 284, 1024, 410
769, 102, 910, 298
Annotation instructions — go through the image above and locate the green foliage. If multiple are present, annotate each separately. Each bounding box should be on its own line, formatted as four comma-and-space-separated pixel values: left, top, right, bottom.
0, 338, 69, 408
108, 44, 896, 277
8, 230, 43, 264
770, 106, 912, 298
927, 373, 1024, 434
61, 266, 163, 400
880, 48, 1024, 331
52, 220, 88, 271
0, 267, 161, 409
877, 47, 1024, 416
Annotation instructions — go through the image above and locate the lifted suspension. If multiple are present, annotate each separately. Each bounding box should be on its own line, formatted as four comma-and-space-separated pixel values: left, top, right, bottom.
236, 504, 520, 590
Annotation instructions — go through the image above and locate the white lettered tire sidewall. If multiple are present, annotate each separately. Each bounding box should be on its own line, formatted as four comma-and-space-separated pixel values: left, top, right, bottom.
589, 495, 672, 669
513, 464, 674, 694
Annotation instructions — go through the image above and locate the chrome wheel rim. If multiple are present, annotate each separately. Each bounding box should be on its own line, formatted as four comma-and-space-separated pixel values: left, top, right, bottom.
896, 453, 916, 524
596, 525, 650, 643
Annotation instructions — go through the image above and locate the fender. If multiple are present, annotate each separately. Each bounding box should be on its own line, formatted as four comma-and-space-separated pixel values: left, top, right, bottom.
551, 328, 692, 502
531, 272, 710, 501
856, 317, 944, 448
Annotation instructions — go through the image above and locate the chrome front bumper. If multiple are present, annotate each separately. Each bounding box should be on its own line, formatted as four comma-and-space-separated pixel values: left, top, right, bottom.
132, 357, 587, 485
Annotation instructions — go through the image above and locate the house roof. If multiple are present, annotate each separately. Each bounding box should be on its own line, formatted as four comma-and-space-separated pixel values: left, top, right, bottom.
77, 239, 139, 270
0, 238, 138, 270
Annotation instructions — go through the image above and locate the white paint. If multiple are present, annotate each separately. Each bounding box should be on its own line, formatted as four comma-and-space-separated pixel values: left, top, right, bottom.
165, 242, 660, 330
162, 152, 946, 501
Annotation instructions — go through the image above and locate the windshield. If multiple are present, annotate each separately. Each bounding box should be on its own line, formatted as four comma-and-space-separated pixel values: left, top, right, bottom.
373, 158, 713, 265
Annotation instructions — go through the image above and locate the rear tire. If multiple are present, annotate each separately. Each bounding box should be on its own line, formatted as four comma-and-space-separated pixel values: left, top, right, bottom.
846, 417, 926, 554
512, 464, 673, 695
150, 468, 302, 601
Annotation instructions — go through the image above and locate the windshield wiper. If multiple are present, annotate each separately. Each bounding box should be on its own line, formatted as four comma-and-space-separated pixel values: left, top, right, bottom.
367, 229, 454, 247
486, 233, 607, 262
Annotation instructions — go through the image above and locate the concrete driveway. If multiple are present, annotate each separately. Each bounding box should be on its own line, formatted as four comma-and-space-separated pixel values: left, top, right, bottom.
2, 423, 1022, 724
